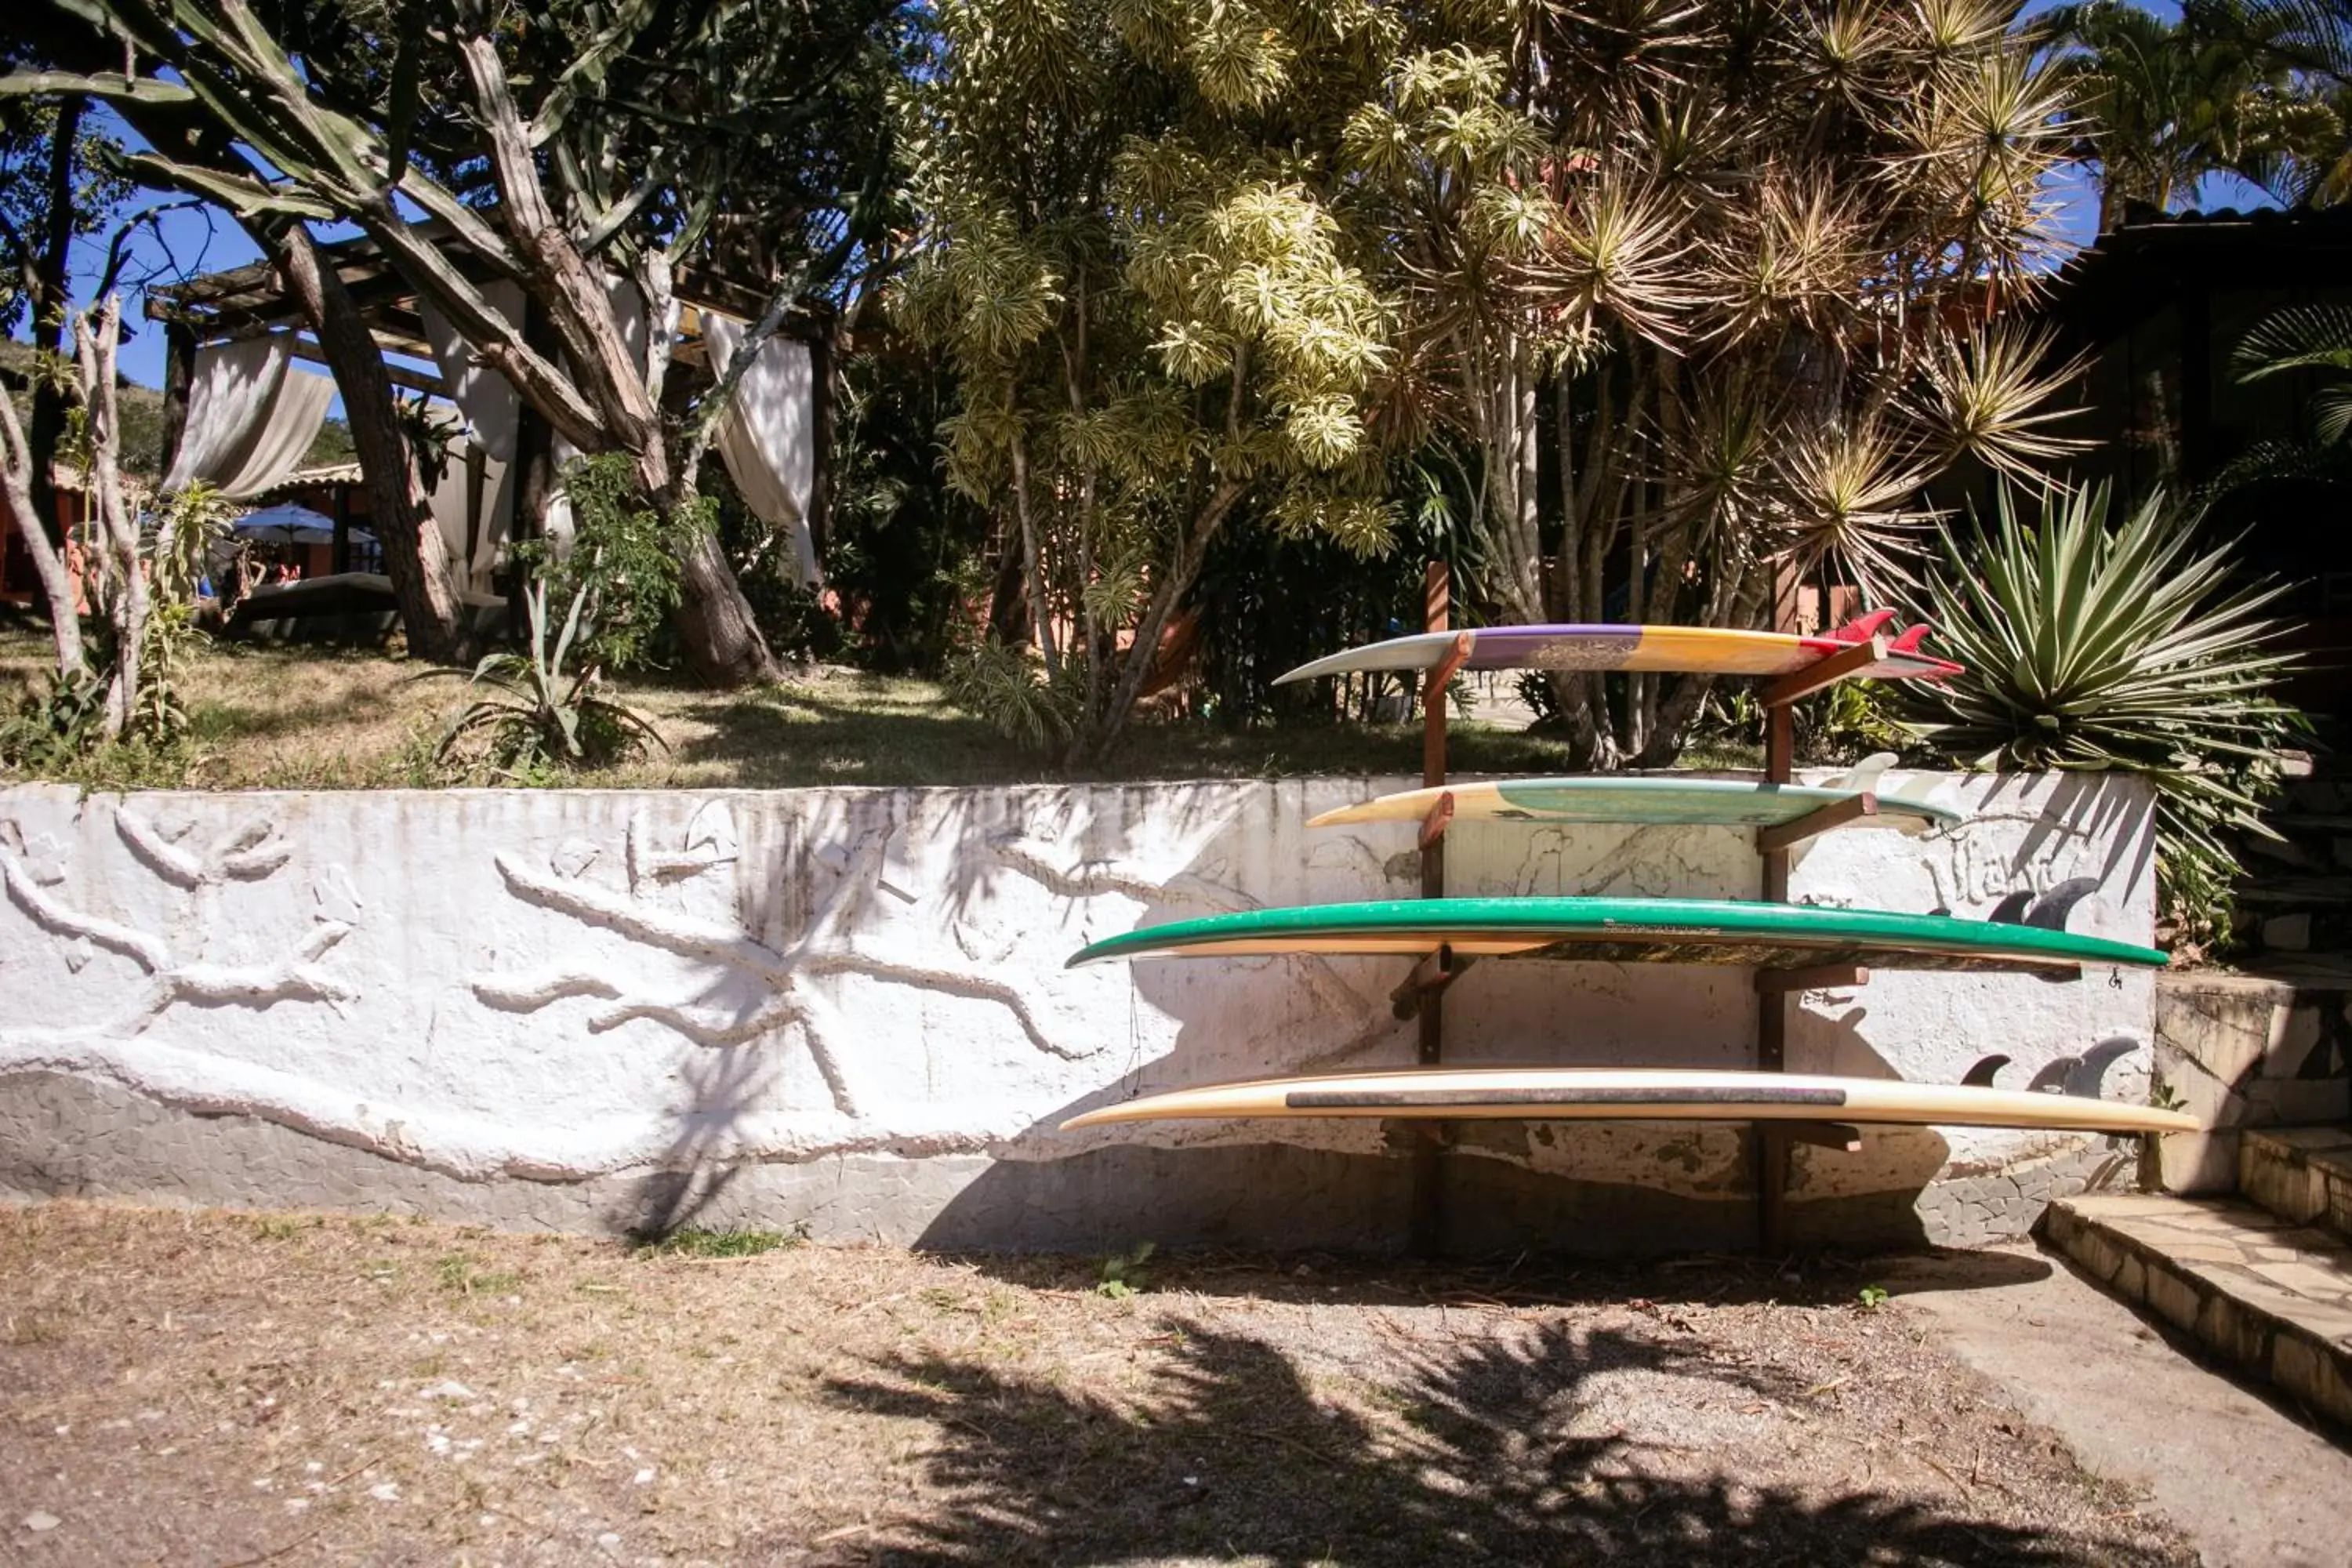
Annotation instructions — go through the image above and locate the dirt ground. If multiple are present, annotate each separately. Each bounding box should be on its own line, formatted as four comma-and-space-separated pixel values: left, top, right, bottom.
0, 1203, 2193, 1567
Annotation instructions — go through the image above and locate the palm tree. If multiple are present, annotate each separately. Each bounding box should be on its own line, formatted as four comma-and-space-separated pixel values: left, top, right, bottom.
2043, 1, 2283, 228
1347, 0, 2087, 766
2194, 0, 2352, 203
2046, 0, 2352, 222
2209, 303, 2352, 495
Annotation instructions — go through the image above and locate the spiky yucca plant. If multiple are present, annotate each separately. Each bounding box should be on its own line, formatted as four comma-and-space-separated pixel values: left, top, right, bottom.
1912, 483, 2304, 940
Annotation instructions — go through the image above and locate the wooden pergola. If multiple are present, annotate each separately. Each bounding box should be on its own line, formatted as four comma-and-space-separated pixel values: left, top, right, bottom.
143, 225, 835, 576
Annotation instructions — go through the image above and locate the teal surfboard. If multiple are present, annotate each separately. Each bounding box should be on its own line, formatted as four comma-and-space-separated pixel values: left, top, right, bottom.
1308, 776, 1960, 833
1066, 897, 2165, 976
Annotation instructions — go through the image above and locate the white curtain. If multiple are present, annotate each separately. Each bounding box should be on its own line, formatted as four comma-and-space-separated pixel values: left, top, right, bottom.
417, 282, 527, 580
423, 441, 513, 585
702, 314, 820, 588
543, 274, 678, 548
417, 279, 524, 463
164, 334, 336, 499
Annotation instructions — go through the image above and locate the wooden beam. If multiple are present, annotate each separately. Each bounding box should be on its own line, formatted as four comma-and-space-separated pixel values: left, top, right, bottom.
157, 321, 195, 481
1757, 1128, 1791, 1254
1756, 964, 1871, 996
1758, 695, 1796, 1257
1761, 634, 1889, 708
1755, 792, 1878, 853
287, 338, 448, 397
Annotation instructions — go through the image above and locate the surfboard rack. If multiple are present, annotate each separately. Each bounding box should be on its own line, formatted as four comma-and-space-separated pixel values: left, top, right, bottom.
1386, 567, 1905, 1254
1760, 634, 1892, 707
1752, 648, 1891, 1250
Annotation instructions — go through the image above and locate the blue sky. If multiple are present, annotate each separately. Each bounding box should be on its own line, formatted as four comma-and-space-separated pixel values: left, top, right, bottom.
22, 0, 2280, 394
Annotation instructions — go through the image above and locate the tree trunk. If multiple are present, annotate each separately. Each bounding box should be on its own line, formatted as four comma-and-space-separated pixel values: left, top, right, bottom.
75, 303, 145, 739
0, 382, 82, 680
673, 526, 781, 684
23, 93, 85, 627
263, 222, 470, 663
1008, 430, 1058, 672
1083, 481, 1242, 761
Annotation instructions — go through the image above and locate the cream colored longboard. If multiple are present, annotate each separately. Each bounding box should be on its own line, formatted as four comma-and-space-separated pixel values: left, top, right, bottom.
1061, 1066, 2198, 1137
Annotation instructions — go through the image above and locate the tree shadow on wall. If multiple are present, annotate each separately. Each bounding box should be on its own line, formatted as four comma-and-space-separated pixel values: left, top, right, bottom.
619, 1037, 771, 1240
804, 1316, 2176, 1566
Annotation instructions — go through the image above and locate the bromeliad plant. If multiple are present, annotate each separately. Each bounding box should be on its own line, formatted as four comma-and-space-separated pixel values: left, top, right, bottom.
1910, 482, 2304, 943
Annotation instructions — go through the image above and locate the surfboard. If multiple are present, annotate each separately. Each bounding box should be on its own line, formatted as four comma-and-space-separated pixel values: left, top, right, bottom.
1306, 775, 1960, 833
1273, 616, 1962, 686
1059, 1066, 2197, 1136
1065, 896, 2166, 976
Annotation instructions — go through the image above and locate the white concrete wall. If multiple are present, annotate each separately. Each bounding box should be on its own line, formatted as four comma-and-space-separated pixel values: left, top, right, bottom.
0, 771, 2158, 1251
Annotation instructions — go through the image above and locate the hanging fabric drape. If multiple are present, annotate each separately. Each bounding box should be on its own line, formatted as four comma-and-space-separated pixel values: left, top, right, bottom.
163, 333, 336, 499
417, 280, 524, 463
417, 279, 525, 579
702, 313, 821, 588
422, 443, 511, 583
543, 274, 677, 546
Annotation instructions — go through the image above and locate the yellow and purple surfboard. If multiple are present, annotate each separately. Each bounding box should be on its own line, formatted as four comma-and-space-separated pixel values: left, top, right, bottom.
1274, 612, 1961, 686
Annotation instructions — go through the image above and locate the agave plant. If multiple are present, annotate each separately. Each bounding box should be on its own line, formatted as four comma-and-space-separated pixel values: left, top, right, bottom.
1910, 482, 2304, 931
432, 579, 664, 779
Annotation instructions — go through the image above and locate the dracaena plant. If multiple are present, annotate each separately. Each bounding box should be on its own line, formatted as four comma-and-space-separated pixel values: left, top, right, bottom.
1909, 481, 2305, 946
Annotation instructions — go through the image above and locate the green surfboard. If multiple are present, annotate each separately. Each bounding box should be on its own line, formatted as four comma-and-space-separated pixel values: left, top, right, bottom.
1065, 896, 2165, 977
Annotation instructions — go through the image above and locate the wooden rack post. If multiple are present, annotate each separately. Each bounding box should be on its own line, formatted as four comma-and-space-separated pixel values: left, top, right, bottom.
1409, 561, 1454, 1254
1753, 635, 1889, 1253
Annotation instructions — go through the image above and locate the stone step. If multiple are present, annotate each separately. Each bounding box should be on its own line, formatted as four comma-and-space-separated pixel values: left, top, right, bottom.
2043, 1193, 2352, 1431
2242, 1127, 2352, 1244
2152, 971, 2352, 1194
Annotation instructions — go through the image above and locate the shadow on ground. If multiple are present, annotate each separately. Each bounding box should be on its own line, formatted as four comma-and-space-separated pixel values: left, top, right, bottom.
812, 1307, 2166, 1566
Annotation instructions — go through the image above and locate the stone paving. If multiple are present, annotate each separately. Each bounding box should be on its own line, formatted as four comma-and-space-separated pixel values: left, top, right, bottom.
2045, 1192, 2352, 1430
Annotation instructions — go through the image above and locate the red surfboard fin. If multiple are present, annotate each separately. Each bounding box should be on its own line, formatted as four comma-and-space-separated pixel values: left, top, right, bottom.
1887, 623, 1931, 655
1831, 609, 1898, 643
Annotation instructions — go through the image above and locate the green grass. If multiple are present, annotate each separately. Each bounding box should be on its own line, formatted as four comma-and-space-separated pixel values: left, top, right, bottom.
632, 1226, 804, 1259
0, 622, 1592, 790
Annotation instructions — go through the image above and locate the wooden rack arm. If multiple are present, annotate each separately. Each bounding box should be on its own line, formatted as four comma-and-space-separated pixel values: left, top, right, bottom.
1390, 946, 1470, 1019
1756, 793, 1878, 853
1780, 1121, 1863, 1153
1755, 964, 1871, 996
1426, 630, 1475, 698
1761, 634, 1889, 708
1418, 791, 1456, 852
